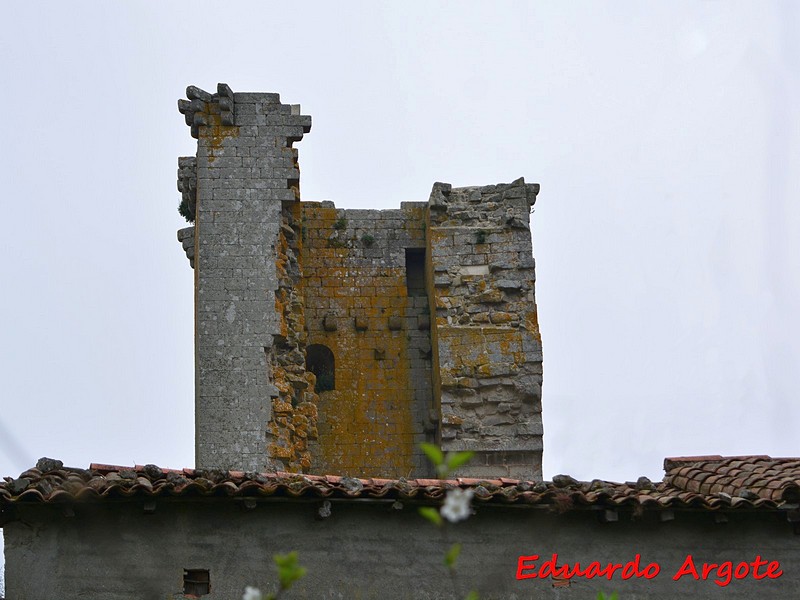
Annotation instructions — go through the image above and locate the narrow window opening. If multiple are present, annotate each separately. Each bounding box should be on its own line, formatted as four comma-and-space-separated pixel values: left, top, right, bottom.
307, 344, 335, 393
405, 248, 426, 297
183, 569, 210, 597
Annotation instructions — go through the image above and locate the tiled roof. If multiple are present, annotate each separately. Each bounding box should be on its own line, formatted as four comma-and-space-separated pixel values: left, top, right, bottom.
2, 456, 799, 516
664, 455, 800, 503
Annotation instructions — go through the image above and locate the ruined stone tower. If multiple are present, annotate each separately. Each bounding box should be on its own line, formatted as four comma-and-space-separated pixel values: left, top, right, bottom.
176, 84, 543, 480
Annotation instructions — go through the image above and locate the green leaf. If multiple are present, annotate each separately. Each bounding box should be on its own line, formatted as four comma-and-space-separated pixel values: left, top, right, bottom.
464, 591, 480, 600
445, 451, 475, 472
273, 551, 307, 590
596, 593, 618, 600
418, 506, 443, 526
420, 443, 445, 467
444, 543, 462, 568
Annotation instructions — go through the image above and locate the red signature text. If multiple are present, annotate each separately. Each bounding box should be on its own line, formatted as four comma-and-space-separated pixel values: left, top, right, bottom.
516, 554, 659, 581
516, 553, 783, 587
672, 554, 783, 587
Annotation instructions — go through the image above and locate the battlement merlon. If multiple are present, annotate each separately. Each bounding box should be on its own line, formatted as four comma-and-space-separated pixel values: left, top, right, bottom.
175, 84, 312, 269
428, 178, 539, 220
177, 84, 312, 141
177, 83, 312, 202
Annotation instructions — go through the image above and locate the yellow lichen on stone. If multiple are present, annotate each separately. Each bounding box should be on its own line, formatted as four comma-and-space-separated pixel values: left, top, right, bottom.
299, 204, 421, 478
203, 112, 239, 154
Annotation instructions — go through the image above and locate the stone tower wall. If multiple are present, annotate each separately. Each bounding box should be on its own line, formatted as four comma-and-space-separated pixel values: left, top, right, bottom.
178, 85, 311, 471
299, 202, 434, 477
427, 179, 543, 480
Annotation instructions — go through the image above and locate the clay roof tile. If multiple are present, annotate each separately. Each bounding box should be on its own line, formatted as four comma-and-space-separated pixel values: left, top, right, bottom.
4, 455, 800, 516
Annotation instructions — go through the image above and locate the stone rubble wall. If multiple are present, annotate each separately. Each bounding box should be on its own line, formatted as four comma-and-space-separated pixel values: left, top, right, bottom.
267, 201, 320, 472
427, 178, 543, 480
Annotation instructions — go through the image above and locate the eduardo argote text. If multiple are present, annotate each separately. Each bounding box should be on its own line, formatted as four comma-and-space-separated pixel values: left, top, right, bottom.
516, 553, 783, 587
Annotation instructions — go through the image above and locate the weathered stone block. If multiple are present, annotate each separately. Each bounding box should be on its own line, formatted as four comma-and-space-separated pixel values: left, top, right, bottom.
387, 315, 403, 330
322, 314, 338, 331
489, 311, 514, 324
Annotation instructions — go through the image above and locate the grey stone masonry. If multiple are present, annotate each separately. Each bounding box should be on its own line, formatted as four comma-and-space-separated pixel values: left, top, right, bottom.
178, 84, 311, 472
174, 86, 543, 479
427, 178, 544, 480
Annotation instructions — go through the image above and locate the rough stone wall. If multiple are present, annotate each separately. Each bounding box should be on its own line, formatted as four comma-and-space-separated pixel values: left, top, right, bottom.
300, 202, 434, 477
267, 201, 320, 472
178, 84, 311, 472
7, 502, 799, 599
427, 178, 543, 480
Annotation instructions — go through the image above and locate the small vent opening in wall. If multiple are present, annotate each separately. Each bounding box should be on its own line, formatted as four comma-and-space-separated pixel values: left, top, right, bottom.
183, 569, 210, 597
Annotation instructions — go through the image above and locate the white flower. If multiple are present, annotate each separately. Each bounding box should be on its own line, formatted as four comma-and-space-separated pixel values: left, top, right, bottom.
440, 488, 474, 523
243, 586, 262, 600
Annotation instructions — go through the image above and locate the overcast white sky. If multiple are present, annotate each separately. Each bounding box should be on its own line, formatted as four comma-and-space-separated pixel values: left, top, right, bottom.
1, 2, 799, 491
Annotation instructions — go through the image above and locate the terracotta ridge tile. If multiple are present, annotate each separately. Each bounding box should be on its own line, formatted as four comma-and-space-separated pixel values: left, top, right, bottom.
89, 463, 134, 473
454, 478, 481, 485
369, 478, 394, 486
664, 456, 724, 471
414, 478, 444, 487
